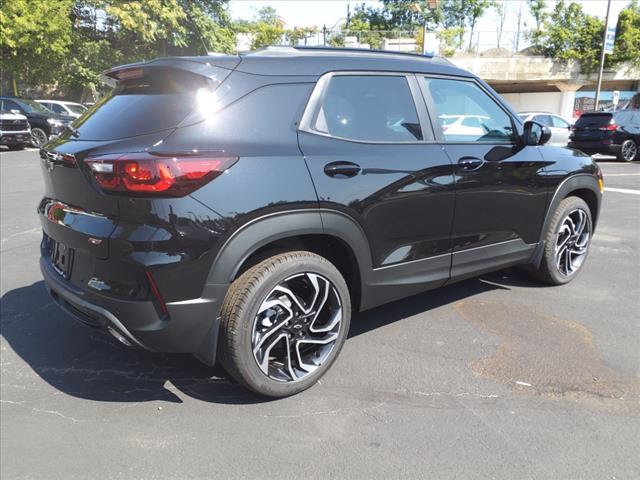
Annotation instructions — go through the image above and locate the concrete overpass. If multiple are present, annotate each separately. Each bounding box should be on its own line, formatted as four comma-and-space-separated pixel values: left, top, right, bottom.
449, 55, 640, 119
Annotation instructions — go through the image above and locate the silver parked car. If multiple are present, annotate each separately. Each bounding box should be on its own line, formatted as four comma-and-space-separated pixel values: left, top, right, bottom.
518, 112, 572, 146
35, 100, 87, 119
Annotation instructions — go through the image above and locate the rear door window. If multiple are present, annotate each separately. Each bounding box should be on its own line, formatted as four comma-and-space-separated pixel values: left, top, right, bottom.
311, 75, 424, 142
533, 114, 553, 126
49, 103, 66, 114
73, 68, 213, 141
421, 77, 516, 143
550, 115, 570, 128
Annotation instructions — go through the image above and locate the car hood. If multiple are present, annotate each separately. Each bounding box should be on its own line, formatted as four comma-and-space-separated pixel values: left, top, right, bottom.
0, 112, 27, 121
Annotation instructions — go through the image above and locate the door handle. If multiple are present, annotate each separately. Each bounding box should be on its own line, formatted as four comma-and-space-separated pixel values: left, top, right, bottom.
457, 156, 485, 171
324, 161, 361, 178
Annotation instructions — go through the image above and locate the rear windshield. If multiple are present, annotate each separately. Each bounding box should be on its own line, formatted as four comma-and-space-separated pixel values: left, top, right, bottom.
575, 113, 612, 128
73, 68, 212, 141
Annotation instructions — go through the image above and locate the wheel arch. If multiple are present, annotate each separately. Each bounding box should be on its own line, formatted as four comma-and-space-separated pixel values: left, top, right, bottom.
206, 209, 373, 311
530, 173, 602, 268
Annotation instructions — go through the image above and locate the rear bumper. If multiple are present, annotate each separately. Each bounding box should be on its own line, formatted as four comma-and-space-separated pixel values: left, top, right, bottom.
568, 141, 621, 156
41, 256, 228, 365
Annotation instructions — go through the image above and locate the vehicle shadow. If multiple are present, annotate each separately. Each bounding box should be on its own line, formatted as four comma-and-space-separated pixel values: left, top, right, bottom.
0, 269, 542, 405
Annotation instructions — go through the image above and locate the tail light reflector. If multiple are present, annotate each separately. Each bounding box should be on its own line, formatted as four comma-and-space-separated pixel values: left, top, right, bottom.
145, 269, 169, 318
596, 164, 604, 193
85, 152, 237, 197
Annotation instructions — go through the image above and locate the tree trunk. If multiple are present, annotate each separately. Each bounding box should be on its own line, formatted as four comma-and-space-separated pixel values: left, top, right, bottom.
468, 19, 476, 52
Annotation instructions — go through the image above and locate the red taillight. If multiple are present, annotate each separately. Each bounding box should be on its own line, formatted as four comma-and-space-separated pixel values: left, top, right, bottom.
85, 152, 237, 197
598, 123, 619, 131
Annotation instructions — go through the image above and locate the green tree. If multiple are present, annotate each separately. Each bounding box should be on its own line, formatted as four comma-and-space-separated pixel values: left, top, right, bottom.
1, 0, 73, 90
348, 7, 385, 49
355, 0, 491, 53
464, 0, 492, 51
246, 6, 284, 49
527, 0, 548, 49
610, 0, 640, 66
538, 0, 604, 72
256, 6, 280, 24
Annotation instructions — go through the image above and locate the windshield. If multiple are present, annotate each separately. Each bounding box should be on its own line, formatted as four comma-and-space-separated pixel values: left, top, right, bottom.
18, 99, 55, 114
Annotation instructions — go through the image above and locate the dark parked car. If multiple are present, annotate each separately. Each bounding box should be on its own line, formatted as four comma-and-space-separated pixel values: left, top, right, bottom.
0, 97, 73, 147
38, 47, 603, 397
569, 110, 640, 162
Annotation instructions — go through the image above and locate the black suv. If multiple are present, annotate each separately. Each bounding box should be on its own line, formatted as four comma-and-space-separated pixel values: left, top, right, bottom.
0, 97, 73, 147
569, 110, 640, 162
38, 48, 603, 397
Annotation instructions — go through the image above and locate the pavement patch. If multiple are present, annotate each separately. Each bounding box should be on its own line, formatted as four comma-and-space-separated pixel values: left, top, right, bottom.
454, 299, 640, 408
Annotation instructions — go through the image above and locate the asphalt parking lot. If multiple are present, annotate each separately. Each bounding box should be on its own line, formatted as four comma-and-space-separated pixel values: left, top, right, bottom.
1, 148, 638, 479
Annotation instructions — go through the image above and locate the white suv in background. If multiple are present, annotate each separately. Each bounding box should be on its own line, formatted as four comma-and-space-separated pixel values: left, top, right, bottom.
0, 111, 31, 150
35, 100, 87, 119
518, 112, 572, 146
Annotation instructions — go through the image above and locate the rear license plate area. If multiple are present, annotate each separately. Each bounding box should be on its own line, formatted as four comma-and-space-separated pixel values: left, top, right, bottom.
47, 237, 75, 278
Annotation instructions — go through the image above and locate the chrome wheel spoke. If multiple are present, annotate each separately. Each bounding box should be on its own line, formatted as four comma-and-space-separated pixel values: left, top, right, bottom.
310, 306, 342, 333
556, 244, 568, 271
252, 298, 293, 354
257, 332, 287, 374
252, 271, 342, 383
555, 207, 591, 277
284, 336, 298, 381
570, 244, 587, 256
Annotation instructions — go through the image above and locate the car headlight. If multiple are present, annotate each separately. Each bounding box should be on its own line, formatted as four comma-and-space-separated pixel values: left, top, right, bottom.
47, 118, 63, 126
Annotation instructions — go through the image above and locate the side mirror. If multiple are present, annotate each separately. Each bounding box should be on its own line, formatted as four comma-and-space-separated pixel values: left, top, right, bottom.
523, 120, 552, 146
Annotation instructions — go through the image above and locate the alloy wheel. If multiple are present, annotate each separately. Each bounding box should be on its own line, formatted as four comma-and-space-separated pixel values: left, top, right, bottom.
252, 272, 342, 383
31, 128, 48, 148
555, 208, 591, 276
621, 140, 637, 162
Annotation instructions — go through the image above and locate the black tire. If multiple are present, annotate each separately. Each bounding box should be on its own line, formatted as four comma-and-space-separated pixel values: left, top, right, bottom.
529, 196, 593, 285
7, 144, 25, 151
217, 251, 351, 397
617, 139, 638, 162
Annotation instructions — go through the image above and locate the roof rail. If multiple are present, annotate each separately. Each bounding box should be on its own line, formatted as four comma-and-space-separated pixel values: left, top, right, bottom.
243, 46, 299, 56
244, 45, 449, 62
294, 45, 437, 60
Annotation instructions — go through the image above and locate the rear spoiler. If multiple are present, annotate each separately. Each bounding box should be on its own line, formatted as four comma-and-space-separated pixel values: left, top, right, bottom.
101, 55, 242, 87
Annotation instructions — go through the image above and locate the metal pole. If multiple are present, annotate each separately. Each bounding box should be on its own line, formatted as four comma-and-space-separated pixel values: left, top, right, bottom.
323, 24, 327, 46
594, 0, 612, 111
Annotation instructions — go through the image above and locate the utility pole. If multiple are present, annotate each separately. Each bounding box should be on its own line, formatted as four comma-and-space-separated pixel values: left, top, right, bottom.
346, 4, 351, 30
323, 24, 327, 46
410, 1, 438, 56
594, 0, 612, 111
